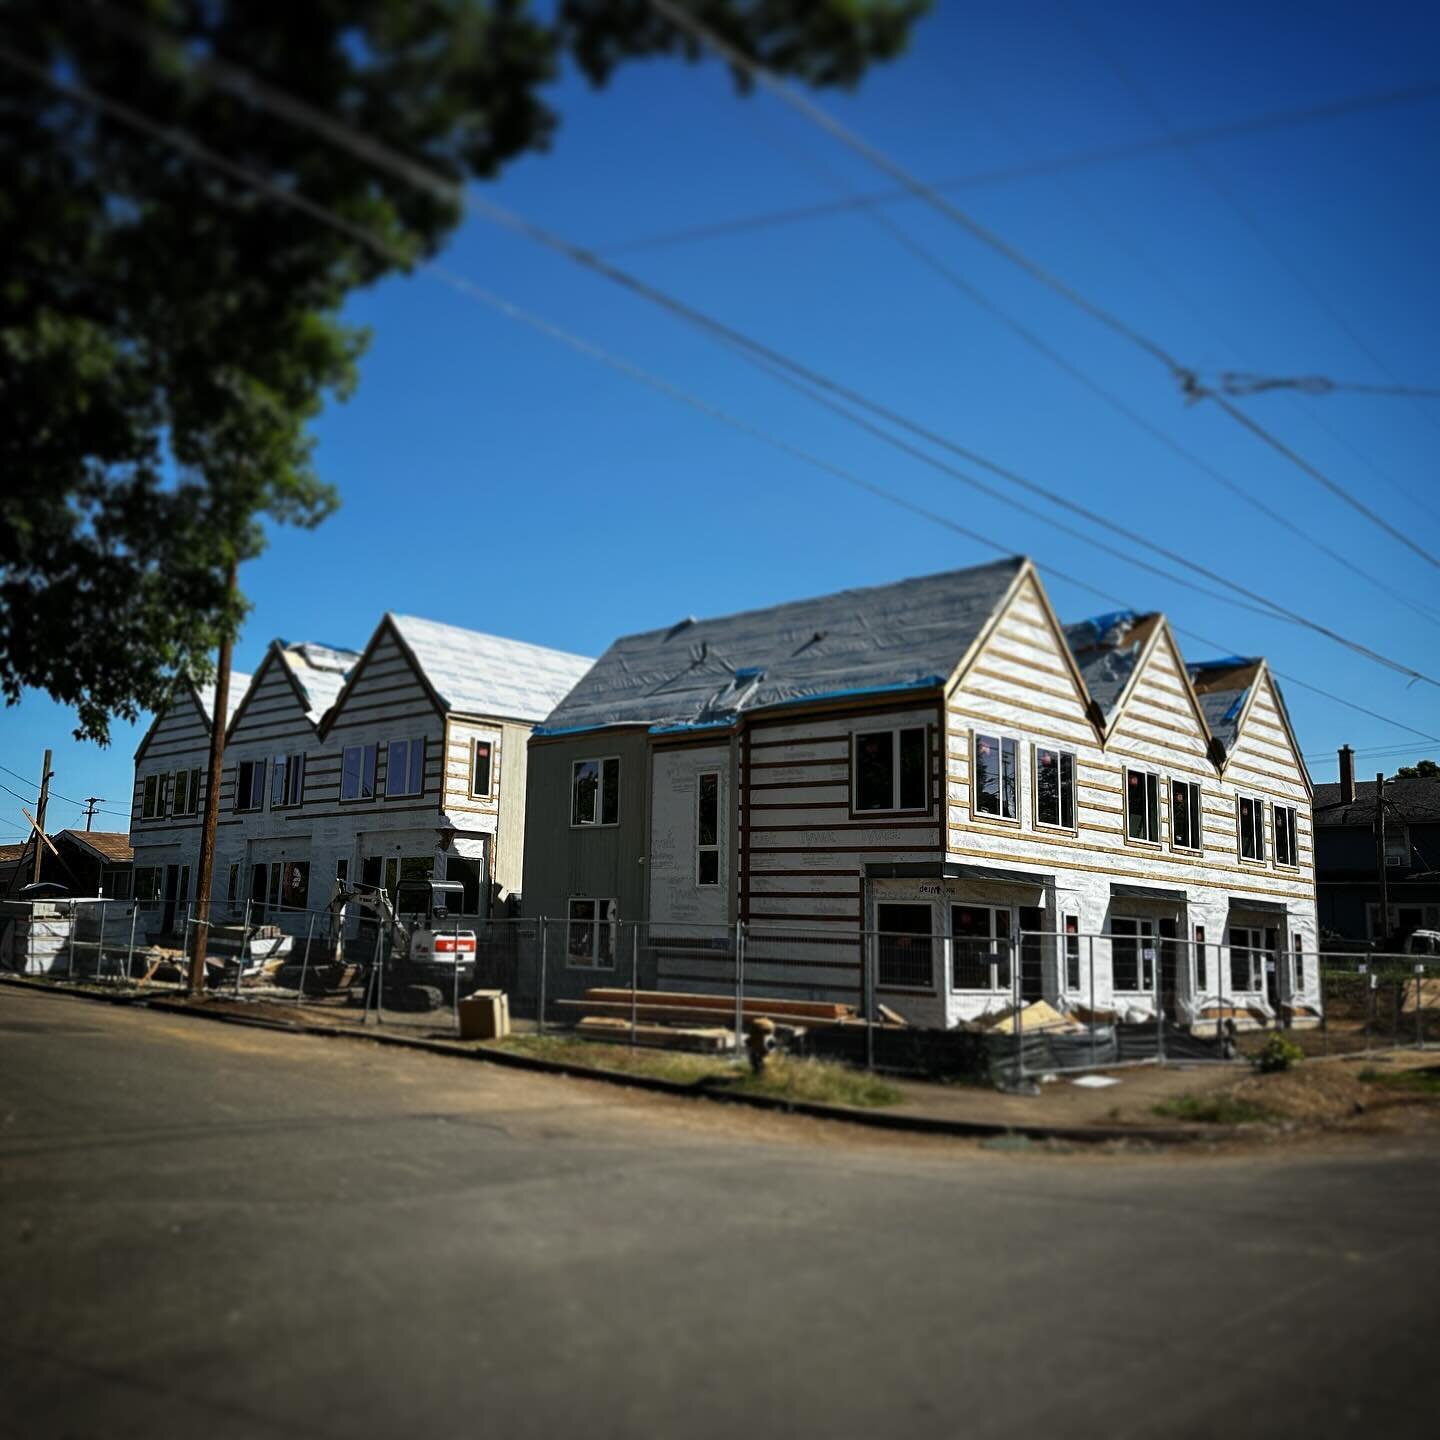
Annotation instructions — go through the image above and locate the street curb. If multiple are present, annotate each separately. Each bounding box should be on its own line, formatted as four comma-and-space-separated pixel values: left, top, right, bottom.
1, 975, 1233, 1146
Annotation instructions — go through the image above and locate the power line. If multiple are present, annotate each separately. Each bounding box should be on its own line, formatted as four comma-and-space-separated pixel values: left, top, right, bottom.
8, 40, 1437, 757
594, 81, 1440, 256
1217, 373, 1440, 401
645, 0, 1440, 575
69, 20, 1440, 690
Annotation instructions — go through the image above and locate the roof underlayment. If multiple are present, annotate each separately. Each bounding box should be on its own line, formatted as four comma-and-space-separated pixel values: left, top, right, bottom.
536, 557, 1025, 734
197, 672, 251, 730
1062, 610, 1162, 720
389, 614, 595, 724
1186, 657, 1263, 755
277, 640, 362, 726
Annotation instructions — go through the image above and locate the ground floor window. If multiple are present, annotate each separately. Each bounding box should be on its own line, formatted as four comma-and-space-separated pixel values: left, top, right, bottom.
1228, 926, 1272, 992
132, 866, 163, 904
1293, 933, 1305, 994
874, 902, 933, 989
102, 867, 131, 900
1112, 917, 1156, 992
1194, 925, 1207, 991
567, 898, 615, 967
249, 860, 311, 921
1064, 915, 1081, 990
950, 904, 1012, 991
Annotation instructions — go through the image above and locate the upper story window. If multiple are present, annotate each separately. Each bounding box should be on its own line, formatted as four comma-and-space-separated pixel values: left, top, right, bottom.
1170, 779, 1202, 852
386, 738, 425, 798
1273, 803, 1298, 867
271, 753, 305, 809
470, 739, 494, 798
854, 726, 927, 814
234, 759, 267, 813
141, 774, 166, 820
170, 767, 201, 817
696, 771, 720, 886
1238, 794, 1266, 861
972, 732, 1018, 821
1034, 746, 1075, 829
341, 744, 378, 802
572, 757, 620, 827
1125, 768, 1160, 843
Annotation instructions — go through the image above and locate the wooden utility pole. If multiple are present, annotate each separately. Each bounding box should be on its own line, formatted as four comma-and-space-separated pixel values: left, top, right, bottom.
31, 749, 52, 886
188, 557, 238, 996
82, 797, 104, 831
1375, 771, 1390, 949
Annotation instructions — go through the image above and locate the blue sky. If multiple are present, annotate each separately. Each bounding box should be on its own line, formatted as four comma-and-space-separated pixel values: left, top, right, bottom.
3, 0, 1438, 840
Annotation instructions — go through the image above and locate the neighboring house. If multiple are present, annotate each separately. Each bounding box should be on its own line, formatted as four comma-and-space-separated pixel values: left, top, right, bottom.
0, 843, 29, 895
523, 558, 1318, 1028
127, 617, 593, 939
1312, 747, 1440, 946
48, 831, 133, 898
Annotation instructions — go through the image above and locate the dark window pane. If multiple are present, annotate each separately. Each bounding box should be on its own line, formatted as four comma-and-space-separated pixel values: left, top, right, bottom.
856, 730, 894, 811
697, 850, 719, 886
473, 741, 492, 796
1126, 771, 1147, 839
568, 899, 595, 959
1146, 774, 1159, 844
1001, 738, 1018, 819
1061, 753, 1075, 829
1113, 918, 1140, 990
898, 728, 926, 810
1239, 798, 1255, 857
601, 758, 620, 825
573, 761, 598, 825
974, 734, 1000, 816
697, 772, 719, 846
877, 903, 932, 988
1036, 748, 1058, 825
410, 738, 425, 795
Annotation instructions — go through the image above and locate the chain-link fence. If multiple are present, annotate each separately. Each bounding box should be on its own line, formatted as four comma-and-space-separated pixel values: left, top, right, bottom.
5, 898, 1435, 1083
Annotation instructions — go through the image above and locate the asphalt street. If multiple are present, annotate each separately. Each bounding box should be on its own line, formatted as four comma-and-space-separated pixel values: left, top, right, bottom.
2, 983, 1436, 1439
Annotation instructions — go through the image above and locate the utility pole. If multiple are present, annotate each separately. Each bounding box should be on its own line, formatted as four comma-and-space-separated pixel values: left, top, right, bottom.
82, 797, 104, 831
1375, 771, 1390, 950
31, 748, 52, 886
189, 557, 238, 996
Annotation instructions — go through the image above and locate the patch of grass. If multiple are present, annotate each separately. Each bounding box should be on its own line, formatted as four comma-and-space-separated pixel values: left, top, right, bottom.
732, 1058, 904, 1109
1153, 1093, 1274, 1125
1358, 1066, 1440, 1096
492, 1034, 742, 1086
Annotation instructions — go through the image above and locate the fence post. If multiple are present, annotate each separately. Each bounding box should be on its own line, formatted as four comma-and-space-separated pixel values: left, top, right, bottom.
1217, 940, 1225, 1045
537, 916, 547, 1036
126, 903, 138, 985
235, 898, 251, 999
97, 901, 108, 980
734, 919, 745, 1056
67, 900, 78, 977
452, 916, 463, 1036
1154, 940, 1165, 1066
1088, 935, 1097, 1069
297, 912, 316, 1007
630, 923, 640, 1048
1014, 936, 1025, 1085
865, 929, 875, 1074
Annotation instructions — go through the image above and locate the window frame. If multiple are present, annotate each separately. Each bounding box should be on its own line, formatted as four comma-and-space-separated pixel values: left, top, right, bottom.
874, 901, 936, 992
970, 730, 1020, 825
565, 897, 617, 969
233, 759, 267, 813
339, 743, 378, 803
1111, 916, 1157, 993
141, 774, 162, 821
695, 770, 721, 887
1032, 744, 1077, 832
385, 737, 426, 799
469, 737, 496, 799
949, 902, 1014, 994
850, 725, 930, 818
270, 753, 306, 810
571, 756, 621, 828
1273, 803, 1299, 869
171, 768, 202, 818
1227, 926, 1268, 993
132, 866, 163, 905
1169, 777, 1203, 854
1237, 794, 1267, 863
1123, 768, 1162, 846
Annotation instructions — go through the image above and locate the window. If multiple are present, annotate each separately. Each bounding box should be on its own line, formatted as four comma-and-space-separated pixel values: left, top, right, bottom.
103, 868, 132, 901
567, 898, 616, 968
1034, 747, 1076, 829
572, 757, 620, 826
1293, 933, 1305, 994
171, 768, 202, 817
1125, 770, 1160, 843
132, 866, 163, 904
340, 744, 378, 802
386, 737, 425, 798
280, 861, 310, 910
1171, 779, 1202, 852
270, 753, 305, 809
1064, 915, 1081, 990
1238, 795, 1266, 861
141, 775, 163, 820
234, 759, 267, 813
696, 771, 720, 886
336, 858, 349, 890
471, 739, 494, 798
1112, 917, 1156, 992
951, 904, 1011, 991
1194, 924, 1207, 991
876, 903, 933, 989
1228, 926, 1270, 992
1273, 804, 1298, 868
854, 727, 928, 813
226, 863, 240, 912
973, 732, 1019, 820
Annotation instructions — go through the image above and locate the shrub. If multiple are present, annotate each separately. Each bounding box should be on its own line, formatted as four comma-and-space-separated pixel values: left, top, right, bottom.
1254, 1033, 1304, 1074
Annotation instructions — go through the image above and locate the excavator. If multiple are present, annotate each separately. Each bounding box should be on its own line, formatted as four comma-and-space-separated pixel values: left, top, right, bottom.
330, 878, 477, 1012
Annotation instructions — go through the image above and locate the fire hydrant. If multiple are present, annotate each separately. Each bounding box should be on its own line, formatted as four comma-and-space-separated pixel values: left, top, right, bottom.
746, 1016, 777, 1075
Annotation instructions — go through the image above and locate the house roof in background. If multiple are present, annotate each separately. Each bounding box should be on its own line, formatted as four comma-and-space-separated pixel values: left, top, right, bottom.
0, 843, 27, 864
1062, 610, 1163, 720
537, 557, 1026, 734
58, 831, 132, 864
1313, 777, 1440, 827
388, 614, 595, 724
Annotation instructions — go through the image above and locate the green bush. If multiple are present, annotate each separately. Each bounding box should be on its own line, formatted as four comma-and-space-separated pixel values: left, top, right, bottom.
1254, 1033, 1304, 1074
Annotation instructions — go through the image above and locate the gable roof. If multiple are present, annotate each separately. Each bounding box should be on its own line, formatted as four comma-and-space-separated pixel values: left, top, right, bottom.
1063, 610, 1164, 721
537, 557, 1027, 735
1186, 657, 1262, 755
1313, 777, 1440, 828
386, 615, 594, 724
58, 830, 132, 864
197, 671, 252, 731
276, 640, 360, 727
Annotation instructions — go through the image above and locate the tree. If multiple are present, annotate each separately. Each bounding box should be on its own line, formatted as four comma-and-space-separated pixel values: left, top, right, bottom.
0, 0, 927, 743
1396, 759, 1438, 779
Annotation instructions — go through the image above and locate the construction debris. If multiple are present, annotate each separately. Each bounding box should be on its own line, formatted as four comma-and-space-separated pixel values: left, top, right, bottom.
575, 1016, 734, 1053
986, 1000, 1082, 1035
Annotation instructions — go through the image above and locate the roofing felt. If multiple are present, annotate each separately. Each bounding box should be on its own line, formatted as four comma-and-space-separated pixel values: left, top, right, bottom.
1313, 777, 1440, 827
197, 672, 252, 730
59, 830, 132, 864
1062, 610, 1161, 719
389, 614, 595, 723
1186, 658, 1262, 754
278, 640, 362, 726
536, 557, 1026, 734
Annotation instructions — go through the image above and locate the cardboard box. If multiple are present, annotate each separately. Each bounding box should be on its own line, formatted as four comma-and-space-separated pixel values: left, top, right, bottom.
458, 989, 510, 1041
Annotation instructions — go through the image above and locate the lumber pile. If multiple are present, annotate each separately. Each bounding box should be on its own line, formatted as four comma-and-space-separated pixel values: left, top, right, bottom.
575, 987, 854, 1024
575, 1016, 735, 1053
